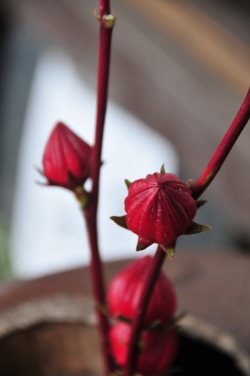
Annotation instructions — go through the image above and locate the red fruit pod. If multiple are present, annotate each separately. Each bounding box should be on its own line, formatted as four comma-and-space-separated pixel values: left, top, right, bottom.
107, 256, 177, 326
124, 172, 197, 251
109, 321, 178, 375
42, 122, 92, 190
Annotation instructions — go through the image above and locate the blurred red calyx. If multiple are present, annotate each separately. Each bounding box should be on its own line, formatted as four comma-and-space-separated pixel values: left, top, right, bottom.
42, 122, 92, 190
109, 321, 178, 375
107, 256, 176, 326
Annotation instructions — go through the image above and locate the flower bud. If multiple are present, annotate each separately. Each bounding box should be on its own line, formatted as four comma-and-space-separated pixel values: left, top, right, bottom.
107, 256, 176, 326
109, 321, 178, 375
42, 122, 91, 190
125, 172, 197, 252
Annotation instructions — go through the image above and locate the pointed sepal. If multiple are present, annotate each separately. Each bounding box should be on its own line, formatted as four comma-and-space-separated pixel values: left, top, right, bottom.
136, 243, 148, 251
187, 179, 195, 188
164, 311, 188, 331
184, 221, 212, 235
149, 319, 162, 329
117, 315, 131, 324
96, 303, 108, 316
160, 164, 165, 174
125, 179, 131, 189
74, 186, 90, 209
110, 215, 128, 229
35, 166, 45, 177
93, 8, 99, 21
136, 237, 153, 251
35, 180, 50, 186
196, 199, 208, 209
35, 166, 51, 186
161, 240, 176, 259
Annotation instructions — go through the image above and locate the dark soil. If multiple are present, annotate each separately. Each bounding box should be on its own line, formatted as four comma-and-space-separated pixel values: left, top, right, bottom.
171, 333, 244, 376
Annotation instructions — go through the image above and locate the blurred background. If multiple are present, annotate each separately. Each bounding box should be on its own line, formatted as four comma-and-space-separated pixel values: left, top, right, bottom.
0, 0, 249, 280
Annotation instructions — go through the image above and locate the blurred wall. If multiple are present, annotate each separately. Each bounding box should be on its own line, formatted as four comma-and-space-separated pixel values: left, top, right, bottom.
0, 0, 250, 267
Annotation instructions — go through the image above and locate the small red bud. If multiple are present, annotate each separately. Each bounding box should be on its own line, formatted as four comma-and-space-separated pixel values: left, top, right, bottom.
124, 173, 197, 251
107, 256, 177, 326
109, 321, 178, 375
42, 122, 91, 190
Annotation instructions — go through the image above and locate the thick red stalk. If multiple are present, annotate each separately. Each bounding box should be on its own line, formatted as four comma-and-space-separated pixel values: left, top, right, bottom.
124, 246, 166, 376
192, 88, 250, 200
83, 1, 114, 374
99, 0, 110, 16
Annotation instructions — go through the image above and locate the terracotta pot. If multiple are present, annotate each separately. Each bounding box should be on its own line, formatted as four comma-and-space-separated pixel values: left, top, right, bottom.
0, 254, 249, 375
0, 294, 248, 376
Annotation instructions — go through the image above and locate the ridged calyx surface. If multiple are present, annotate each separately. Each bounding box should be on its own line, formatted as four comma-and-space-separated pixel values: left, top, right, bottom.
125, 172, 197, 251
109, 321, 178, 375
42, 122, 91, 190
107, 256, 176, 326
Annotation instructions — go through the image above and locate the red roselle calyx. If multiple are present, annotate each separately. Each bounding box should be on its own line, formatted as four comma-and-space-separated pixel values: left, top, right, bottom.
108, 256, 176, 326
42, 122, 92, 191
111, 171, 210, 257
110, 321, 178, 375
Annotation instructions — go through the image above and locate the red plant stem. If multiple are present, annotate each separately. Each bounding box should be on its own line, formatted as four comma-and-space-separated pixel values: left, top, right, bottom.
92, 7, 113, 214
83, 1, 114, 375
192, 88, 250, 200
100, 0, 110, 16
125, 246, 166, 376
84, 212, 114, 375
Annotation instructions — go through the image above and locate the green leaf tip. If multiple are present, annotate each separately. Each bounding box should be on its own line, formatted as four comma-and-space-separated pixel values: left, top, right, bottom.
161, 240, 176, 259
125, 179, 131, 189
74, 187, 90, 209
160, 164, 165, 174
166, 247, 175, 259
196, 199, 209, 209
93, 8, 99, 21
200, 224, 212, 232
93, 10, 117, 28
136, 242, 148, 251
102, 13, 117, 28
185, 221, 212, 235
110, 215, 128, 229
80, 193, 90, 209
96, 303, 108, 316
149, 320, 162, 329
117, 315, 131, 324
187, 179, 195, 188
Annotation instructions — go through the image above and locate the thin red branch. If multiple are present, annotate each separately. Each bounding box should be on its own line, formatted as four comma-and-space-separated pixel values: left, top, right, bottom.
91, 9, 113, 216
125, 246, 166, 376
192, 88, 250, 200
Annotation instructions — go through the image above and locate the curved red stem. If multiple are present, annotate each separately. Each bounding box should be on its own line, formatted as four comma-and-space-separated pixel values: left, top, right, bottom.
192, 88, 250, 200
